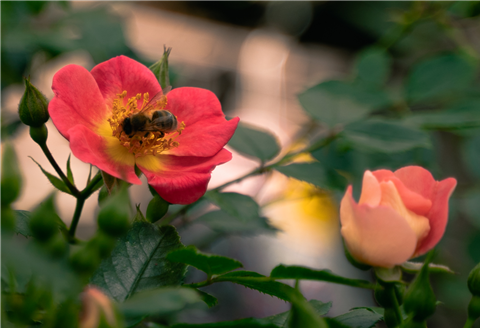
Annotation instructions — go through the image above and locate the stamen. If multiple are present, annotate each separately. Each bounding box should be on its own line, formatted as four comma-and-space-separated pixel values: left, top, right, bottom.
108, 91, 185, 157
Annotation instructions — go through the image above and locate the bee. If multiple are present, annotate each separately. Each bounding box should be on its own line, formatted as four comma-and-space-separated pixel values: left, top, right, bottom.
122, 90, 178, 138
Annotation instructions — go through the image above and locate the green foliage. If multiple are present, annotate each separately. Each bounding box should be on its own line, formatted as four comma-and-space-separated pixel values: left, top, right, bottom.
91, 222, 187, 302
172, 319, 278, 328
355, 47, 392, 86
298, 80, 390, 127
18, 77, 49, 127
270, 265, 375, 289
264, 300, 332, 327
205, 191, 260, 222
167, 246, 243, 276
214, 271, 302, 302
97, 186, 131, 237
196, 210, 276, 235
149, 46, 172, 90
275, 162, 330, 189
66, 154, 74, 185
120, 287, 201, 320
195, 289, 218, 308
227, 122, 281, 162
405, 53, 476, 104
287, 292, 329, 328
333, 308, 383, 328
29, 193, 61, 242
342, 118, 430, 153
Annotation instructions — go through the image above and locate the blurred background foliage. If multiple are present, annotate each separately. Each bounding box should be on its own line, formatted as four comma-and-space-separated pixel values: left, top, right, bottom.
3, 1, 480, 327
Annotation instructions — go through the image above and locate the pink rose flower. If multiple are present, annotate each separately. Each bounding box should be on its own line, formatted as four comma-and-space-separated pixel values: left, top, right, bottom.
340, 166, 456, 268
49, 56, 238, 204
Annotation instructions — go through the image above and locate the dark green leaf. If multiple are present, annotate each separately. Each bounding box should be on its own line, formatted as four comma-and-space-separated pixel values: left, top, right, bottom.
173, 318, 278, 328
355, 47, 391, 86
14, 210, 32, 237
228, 122, 280, 162
195, 289, 218, 308
270, 265, 375, 289
265, 300, 332, 327
298, 80, 390, 127
30, 157, 72, 195
66, 154, 74, 185
333, 308, 383, 328
464, 133, 480, 179
404, 99, 480, 130
167, 246, 243, 276
215, 271, 301, 302
120, 287, 201, 318
205, 191, 260, 222
274, 162, 328, 188
343, 118, 430, 153
405, 53, 476, 104
91, 222, 186, 302
196, 210, 276, 235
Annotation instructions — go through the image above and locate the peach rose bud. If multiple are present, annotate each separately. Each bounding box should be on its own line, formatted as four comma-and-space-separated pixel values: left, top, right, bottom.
80, 286, 119, 328
340, 166, 456, 268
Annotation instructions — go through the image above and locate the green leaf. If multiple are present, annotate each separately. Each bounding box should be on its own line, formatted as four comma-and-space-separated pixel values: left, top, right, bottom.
405, 53, 476, 104
90, 222, 187, 302
355, 47, 391, 86
464, 133, 480, 180
195, 289, 218, 308
119, 287, 201, 318
196, 210, 276, 235
333, 308, 383, 328
274, 162, 328, 188
343, 118, 430, 153
172, 318, 278, 328
265, 300, 332, 327
404, 99, 480, 130
270, 265, 375, 289
287, 292, 329, 328
66, 154, 74, 185
30, 157, 72, 195
14, 210, 33, 237
401, 262, 454, 274
298, 80, 390, 127
205, 191, 260, 222
146, 194, 169, 223
167, 246, 243, 276
228, 122, 280, 162
215, 271, 301, 302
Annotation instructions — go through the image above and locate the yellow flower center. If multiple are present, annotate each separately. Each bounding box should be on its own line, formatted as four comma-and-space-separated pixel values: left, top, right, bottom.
107, 91, 185, 157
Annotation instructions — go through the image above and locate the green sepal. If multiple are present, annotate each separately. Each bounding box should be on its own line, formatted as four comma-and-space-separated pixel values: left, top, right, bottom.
149, 46, 172, 91
401, 261, 454, 275
146, 193, 169, 223
29, 125, 48, 146
30, 156, 72, 195
374, 266, 402, 283
66, 154, 74, 185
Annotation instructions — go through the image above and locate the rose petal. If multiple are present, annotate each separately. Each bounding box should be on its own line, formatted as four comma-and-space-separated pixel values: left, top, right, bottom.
393, 166, 437, 202
340, 186, 417, 268
163, 87, 240, 157
372, 169, 432, 216
414, 177, 457, 256
68, 125, 141, 185
49, 64, 109, 139
90, 56, 162, 107
379, 181, 430, 241
358, 171, 381, 206
137, 149, 232, 204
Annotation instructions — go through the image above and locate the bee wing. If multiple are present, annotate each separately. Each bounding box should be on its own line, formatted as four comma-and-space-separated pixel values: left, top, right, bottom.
138, 91, 166, 114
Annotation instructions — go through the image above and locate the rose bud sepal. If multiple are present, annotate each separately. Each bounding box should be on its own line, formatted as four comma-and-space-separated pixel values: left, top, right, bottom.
18, 77, 49, 127
403, 252, 437, 323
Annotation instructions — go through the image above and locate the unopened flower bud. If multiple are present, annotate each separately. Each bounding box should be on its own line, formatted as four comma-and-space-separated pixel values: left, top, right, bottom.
80, 287, 120, 328
18, 77, 49, 127
146, 194, 169, 223
1, 143, 22, 207
468, 263, 480, 296
97, 186, 131, 237
404, 262, 436, 322
29, 194, 58, 242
